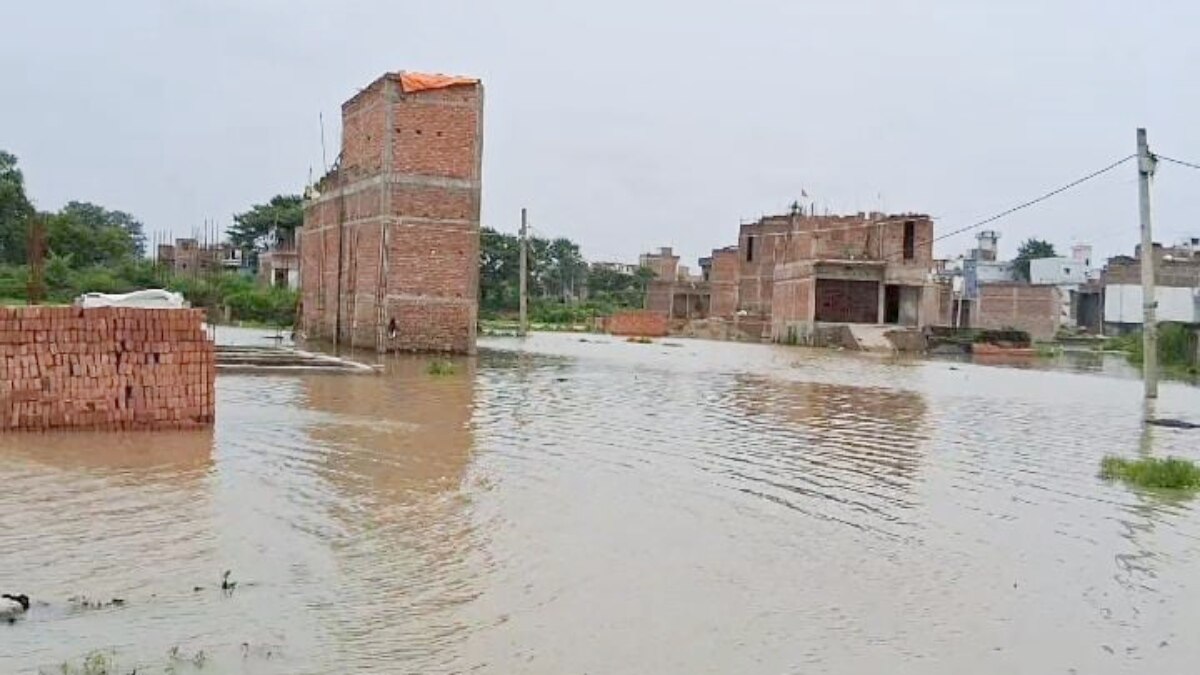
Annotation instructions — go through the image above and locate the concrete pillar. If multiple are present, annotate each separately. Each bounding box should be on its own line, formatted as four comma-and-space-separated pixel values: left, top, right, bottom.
877, 283, 886, 324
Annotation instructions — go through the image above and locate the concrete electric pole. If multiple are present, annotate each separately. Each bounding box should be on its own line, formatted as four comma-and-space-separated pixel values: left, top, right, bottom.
1136, 128, 1158, 399
519, 207, 529, 337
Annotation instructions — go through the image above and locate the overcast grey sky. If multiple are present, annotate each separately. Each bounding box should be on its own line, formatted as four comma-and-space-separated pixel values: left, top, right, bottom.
2, 1, 1198, 268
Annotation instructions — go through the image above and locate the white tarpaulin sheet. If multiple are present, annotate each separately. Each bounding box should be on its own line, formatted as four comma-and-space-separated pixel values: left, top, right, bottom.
76, 289, 188, 309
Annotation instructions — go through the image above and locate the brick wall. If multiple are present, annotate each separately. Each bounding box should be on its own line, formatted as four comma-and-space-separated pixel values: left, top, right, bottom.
607, 310, 669, 337
645, 279, 674, 314
974, 283, 1061, 340
0, 307, 214, 431
1103, 258, 1200, 288
709, 248, 739, 317
736, 213, 932, 320
641, 250, 679, 280
781, 214, 934, 264
738, 218, 791, 315
771, 269, 814, 341
300, 71, 483, 354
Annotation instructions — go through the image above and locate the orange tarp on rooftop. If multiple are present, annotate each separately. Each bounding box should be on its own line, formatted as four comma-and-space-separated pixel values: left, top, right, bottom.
398, 72, 479, 93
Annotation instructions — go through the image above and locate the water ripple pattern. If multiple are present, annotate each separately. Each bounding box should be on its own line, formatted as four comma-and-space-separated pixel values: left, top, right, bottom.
2, 328, 1198, 674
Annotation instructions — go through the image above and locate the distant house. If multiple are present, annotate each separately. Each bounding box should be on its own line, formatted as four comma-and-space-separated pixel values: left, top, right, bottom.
638, 247, 680, 281
156, 238, 246, 277
1102, 241, 1200, 334
590, 261, 639, 276
258, 230, 299, 290
1029, 245, 1099, 332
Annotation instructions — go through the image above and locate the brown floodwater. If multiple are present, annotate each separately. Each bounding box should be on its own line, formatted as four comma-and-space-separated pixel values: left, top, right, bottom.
2, 329, 1199, 674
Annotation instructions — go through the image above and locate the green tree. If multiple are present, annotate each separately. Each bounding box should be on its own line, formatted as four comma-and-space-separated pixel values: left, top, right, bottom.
478, 227, 648, 319
44, 203, 140, 268
587, 265, 653, 307
0, 150, 35, 265
542, 237, 587, 301
1013, 238, 1057, 281
59, 200, 146, 257
229, 194, 303, 267
480, 227, 521, 312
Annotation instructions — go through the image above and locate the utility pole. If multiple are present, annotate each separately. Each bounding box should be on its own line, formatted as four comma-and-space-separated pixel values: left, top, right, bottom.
519, 207, 529, 337
1136, 127, 1158, 399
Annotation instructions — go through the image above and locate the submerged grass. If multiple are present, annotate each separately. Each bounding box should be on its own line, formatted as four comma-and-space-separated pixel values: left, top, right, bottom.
1104, 324, 1199, 375
1100, 455, 1200, 490
1034, 344, 1061, 358
427, 359, 456, 376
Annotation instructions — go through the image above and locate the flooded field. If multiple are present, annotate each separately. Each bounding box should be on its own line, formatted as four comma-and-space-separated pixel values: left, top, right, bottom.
3, 330, 1199, 674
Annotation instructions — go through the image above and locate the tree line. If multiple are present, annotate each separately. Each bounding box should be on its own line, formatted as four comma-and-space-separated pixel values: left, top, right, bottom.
1, 149, 651, 326
0, 149, 296, 324
480, 227, 652, 323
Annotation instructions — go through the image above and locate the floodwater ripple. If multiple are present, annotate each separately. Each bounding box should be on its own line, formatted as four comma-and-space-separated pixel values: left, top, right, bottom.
1, 329, 1198, 674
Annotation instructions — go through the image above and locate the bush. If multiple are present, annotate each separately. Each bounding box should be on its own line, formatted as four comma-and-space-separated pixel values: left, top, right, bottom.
0, 264, 27, 300
1101, 455, 1200, 490
1116, 324, 1198, 372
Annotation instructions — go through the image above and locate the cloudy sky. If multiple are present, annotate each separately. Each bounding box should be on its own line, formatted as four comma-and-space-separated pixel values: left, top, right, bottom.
2, 1, 1197, 268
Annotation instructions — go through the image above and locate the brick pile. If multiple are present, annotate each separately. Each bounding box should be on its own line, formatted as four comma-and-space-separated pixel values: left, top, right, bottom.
0, 306, 214, 431
606, 310, 669, 338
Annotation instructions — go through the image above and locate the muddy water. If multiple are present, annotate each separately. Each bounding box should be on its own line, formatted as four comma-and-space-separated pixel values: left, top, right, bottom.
2, 330, 1199, 674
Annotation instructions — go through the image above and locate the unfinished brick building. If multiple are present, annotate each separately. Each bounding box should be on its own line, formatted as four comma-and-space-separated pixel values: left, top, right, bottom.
641, 209, 941, 342
767, 211, 939, 341
299, 71, 483, 353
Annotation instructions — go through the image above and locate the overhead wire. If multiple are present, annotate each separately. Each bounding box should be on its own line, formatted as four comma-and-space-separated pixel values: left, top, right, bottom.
1157, 154, 1200, 171
702, 154, 1138, 255
925, 154, 1136, 247
867, 153, 1137, 263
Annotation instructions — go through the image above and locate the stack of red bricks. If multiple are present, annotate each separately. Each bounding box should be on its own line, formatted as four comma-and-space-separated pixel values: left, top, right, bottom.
0, 306, 215, 431
606, 310, 670, 338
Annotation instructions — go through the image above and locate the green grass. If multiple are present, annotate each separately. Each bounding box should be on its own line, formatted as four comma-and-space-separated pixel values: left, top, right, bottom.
478, 319, 597, 336
427, 359, 456, 376
1034, 344, 1061, 358
1100, 455, 1200, 490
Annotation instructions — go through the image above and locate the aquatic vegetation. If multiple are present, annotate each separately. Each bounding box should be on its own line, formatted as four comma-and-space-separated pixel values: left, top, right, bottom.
1034, 344, 1061, 358
427, 359, 456, 375
53, 649, 118, 675
1100, 456, 1200, 490
1107, 324, 1199, 374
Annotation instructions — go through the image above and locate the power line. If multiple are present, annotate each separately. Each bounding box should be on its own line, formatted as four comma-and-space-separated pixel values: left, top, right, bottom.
693, 155, 1138, 251
847, 154, 1137, 263
1158, 154, 1200, 171
927, 154, 1136, 247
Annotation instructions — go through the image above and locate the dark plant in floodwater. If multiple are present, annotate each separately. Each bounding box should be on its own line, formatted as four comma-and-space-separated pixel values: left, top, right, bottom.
1100, 455, 1200, 490
67, 595, 125, 611
1, 593, 29, 622
427, 359, 456, 376
1108, 324, 1199, 374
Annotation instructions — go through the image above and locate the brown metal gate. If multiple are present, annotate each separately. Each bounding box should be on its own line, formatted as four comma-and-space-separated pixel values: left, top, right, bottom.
815, 279, 879, 323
